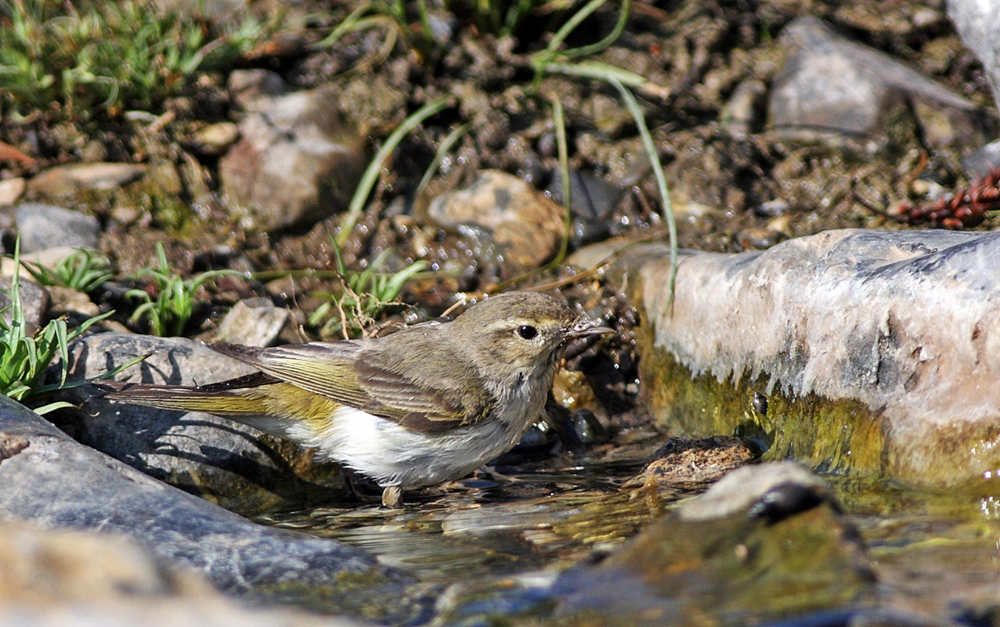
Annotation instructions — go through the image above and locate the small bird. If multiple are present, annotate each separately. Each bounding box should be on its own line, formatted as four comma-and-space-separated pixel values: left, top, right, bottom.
105, 291, 612, 507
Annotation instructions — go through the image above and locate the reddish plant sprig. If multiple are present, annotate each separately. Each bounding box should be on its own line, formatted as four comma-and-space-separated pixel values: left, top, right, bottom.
893, 167, 1000, 229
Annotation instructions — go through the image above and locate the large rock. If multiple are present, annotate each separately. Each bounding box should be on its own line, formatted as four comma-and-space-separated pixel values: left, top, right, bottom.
15, 203, 101, 252
948, 0, 1000, 111
0, 396, 425, 622
771, 16, 992, 147
0, 522, 364, 627
58, 333, 348, 516
597, 229, 1000, 490
219, 86, 367, 231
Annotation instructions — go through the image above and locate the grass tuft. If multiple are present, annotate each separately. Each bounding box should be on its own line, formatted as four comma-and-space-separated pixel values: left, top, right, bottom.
21, 248, 114, 294
126, 243, 237, 337
309, 243, 428, 340
0, 238, 134, 414
0, 0, 271, 115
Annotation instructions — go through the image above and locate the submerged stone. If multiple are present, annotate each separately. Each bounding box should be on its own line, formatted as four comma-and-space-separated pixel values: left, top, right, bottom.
438, 463, 873, 625
602, 229, 1000, 490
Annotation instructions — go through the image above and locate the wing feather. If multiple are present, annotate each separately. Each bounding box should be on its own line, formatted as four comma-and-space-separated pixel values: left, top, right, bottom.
210, 338, 496, 433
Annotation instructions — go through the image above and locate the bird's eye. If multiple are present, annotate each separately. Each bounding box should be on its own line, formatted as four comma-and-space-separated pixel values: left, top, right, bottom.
517, 325, 538, 340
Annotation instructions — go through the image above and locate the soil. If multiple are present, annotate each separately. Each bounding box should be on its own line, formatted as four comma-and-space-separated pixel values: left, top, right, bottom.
1, 0, 997, 434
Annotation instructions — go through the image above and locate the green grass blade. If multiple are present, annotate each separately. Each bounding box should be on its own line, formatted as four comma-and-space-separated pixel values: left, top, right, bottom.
562, 0, 630, 59
416, 122, 472, 200
336, 97, 451, 248
607, 76, 677, 307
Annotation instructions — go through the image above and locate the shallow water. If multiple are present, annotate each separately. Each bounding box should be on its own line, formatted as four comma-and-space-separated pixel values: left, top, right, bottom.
257, 447, 677, 585
257, 444, 1000, 624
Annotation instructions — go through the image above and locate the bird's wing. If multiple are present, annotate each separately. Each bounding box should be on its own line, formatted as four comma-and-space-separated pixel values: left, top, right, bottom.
211, 342, 370, 407
211, 341, 494, 433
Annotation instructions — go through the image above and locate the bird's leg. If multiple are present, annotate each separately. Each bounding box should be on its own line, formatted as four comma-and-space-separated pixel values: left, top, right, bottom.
381, 486, 403, 508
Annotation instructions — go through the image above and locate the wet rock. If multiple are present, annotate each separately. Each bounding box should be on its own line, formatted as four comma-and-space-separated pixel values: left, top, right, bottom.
948, 0, 1000, 110
214, 297, 291, 347
770, 16, 991, 148
623, 436, 756, 491
546, 464, 869, 624
27, 163, 147, 199
191, 122, 240, 156
0, 396, 424, 622
0, 178, 25, 206
15, 203, 101, 252
0, 277, 48, 335
603, 229, 1000, 489
424, 170, 565, 275
678, 461, 833, 521
439, 462, 871, 625
219, 86, 367, 232
58, 332, 347, 516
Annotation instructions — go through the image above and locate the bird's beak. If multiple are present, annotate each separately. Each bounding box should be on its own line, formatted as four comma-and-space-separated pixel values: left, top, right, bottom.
565, 318, 615, 340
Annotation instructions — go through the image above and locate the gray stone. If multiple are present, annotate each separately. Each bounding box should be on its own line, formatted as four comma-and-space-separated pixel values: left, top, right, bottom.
59, 333, 347, 516
219, 86, 367, 232
0, 277, 48, 336
15, 203, 101, 253
438, 461, 869, 626
214, 298, 290, 347
948, 0, 1000, 110
0, 396, 425, 622
603, 229, 1000, 489
770, 16, 990, 147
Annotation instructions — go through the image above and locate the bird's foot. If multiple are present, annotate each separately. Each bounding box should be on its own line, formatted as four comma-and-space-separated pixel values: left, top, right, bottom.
381, 486, 403, 508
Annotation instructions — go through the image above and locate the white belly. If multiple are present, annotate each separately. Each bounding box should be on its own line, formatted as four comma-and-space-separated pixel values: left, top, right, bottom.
263, 399, 543, 489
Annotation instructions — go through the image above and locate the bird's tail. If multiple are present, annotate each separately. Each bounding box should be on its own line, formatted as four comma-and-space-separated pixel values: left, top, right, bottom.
97, 373, 277, 415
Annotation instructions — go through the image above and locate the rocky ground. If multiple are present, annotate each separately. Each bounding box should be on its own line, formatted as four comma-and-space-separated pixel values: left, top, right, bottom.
4, 0, 1000, 624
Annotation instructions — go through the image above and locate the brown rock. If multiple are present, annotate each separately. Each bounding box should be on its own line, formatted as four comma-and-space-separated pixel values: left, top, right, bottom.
424, 170, 566, 274
219, 86, 367, 231
27, 163, 147, 198
623, 436, 755, 492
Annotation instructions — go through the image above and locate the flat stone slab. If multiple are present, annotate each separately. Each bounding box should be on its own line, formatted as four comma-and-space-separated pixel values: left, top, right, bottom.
0, 396, 426, 622
60, 333, 347, 517
601, 229, 1000, 489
